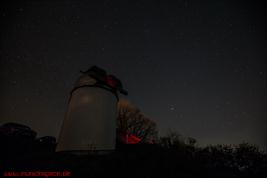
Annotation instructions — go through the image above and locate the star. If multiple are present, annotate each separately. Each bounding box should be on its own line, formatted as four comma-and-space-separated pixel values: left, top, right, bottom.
24, 98, 29, 103
11, 80, 17, 85
170, 106, 175, 111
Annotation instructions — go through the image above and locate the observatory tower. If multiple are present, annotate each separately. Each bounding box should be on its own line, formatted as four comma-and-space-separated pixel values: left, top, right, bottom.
56, 66, 127, 153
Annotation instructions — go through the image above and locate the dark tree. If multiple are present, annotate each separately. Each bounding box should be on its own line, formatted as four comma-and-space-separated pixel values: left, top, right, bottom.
117, 99, 158, 142
160, 130, 184, 149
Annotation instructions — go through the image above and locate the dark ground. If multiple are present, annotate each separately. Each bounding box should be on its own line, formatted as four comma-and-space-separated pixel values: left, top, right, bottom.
1, 144, 267, 178
0, 123, 266, 178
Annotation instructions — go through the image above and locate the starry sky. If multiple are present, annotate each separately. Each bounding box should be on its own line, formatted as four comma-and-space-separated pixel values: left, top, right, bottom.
1, 0, 267, 150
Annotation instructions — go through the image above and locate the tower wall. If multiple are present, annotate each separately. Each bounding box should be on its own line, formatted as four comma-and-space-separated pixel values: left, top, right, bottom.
56, 76, 117, 152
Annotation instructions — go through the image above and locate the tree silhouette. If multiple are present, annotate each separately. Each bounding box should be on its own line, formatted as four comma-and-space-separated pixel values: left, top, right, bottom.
186, 137, 197, 147
117, 99, 158, 142
160, 130, 184, 149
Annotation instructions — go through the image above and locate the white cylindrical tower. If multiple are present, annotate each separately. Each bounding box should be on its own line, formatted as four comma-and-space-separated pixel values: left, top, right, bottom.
56, 66, 127, 153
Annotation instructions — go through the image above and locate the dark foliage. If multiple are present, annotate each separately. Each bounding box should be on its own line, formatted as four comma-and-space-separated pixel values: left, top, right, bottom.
1, 123, 266, 178
0, 122, 56, 162
117, 99, 158, 143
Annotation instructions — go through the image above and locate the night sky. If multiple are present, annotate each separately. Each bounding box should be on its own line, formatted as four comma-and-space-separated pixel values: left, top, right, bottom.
1, 0, 267, 150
